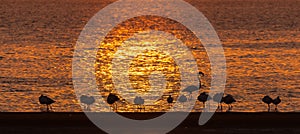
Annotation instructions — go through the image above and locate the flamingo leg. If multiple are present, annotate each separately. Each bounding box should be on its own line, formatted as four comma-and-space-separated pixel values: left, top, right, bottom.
207, 101, 210, 111
111, 104, 114, 111
136, 105, 139, 112
217, 103, 222, 111
220, 104, 223, 111
87, 105, 91, 111
139, 105, 141, 112
112, 104, 115, 112
46, 104, 49, 112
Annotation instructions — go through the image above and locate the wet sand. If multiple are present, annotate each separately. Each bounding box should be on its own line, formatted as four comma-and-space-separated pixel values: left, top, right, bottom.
0, 112, 299, 134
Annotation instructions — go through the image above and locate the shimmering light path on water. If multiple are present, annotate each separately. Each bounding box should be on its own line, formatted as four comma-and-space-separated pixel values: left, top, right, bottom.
0, 0, 299, 112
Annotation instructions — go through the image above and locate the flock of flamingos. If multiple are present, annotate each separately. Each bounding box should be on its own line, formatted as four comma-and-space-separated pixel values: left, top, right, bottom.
38, 72, 281, 113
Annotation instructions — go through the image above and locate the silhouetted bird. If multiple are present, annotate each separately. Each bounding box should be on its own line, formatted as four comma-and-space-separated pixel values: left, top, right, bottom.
198, 71, 205, 76
213, 93, 224, 110
182, 85, 199, 99
197, 92, 211, 110
39, 95, 55, 112
178, 95, 187, 103
80, 95, 95, 111
177, 95, 188, 110
223, 94, 236, 111
167, 95, 174, 106
262, 95, 273, 112
107, 93, 120, 111
134, 96, 145, 112
198, 72, 205, 88
272, 96, 281, 112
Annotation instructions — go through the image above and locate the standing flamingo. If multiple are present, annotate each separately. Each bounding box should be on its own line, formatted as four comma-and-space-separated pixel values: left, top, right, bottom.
106, 93, 120, 111
80, 95, 95, 111
182, 85, 199, 99
262, 95, 273, 112
223, 94, 236, 111
197, 92, 211, 110
39, 95, 55, 112
272, 96, 281, 112
177, 95, 187, 110
198, 71, 205, 88
178, 95, 187, 103
213, 93, 224, 111
134, 96, 145, 112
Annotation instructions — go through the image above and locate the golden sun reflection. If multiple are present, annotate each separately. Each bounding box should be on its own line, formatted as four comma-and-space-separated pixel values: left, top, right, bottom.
95, 15, 211, 112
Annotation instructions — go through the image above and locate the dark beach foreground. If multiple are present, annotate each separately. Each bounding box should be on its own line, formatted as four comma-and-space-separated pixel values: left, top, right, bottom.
0, 112, 299, 134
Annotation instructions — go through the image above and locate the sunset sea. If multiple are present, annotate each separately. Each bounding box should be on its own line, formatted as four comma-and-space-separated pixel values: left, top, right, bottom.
0, 0, 299, 112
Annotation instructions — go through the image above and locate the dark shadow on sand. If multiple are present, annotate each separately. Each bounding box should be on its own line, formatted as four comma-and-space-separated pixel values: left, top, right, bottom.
0, 112, 299, 134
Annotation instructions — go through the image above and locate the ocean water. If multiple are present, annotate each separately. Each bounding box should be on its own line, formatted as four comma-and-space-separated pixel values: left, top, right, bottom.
0, 0, 299, 112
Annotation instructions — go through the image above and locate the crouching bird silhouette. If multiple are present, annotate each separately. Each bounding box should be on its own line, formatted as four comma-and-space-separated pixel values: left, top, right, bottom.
39, 95, 55, 112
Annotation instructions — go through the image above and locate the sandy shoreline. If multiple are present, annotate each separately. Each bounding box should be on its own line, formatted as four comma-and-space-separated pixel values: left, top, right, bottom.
0, 112, 299, 134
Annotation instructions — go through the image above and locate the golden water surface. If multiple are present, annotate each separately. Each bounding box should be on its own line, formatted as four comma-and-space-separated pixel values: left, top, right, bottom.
0, 0, 299, 112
